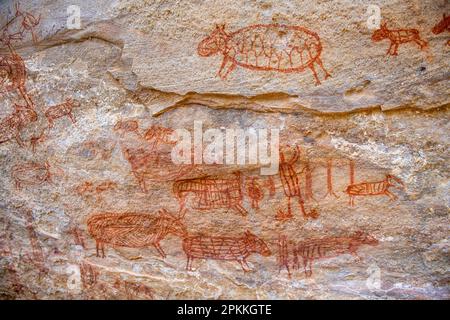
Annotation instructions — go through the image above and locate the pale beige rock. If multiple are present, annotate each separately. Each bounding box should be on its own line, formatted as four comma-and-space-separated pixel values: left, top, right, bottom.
0, 0, 449, 300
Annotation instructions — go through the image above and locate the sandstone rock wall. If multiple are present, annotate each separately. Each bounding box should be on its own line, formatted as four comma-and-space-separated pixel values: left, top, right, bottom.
0, 0, 448, 299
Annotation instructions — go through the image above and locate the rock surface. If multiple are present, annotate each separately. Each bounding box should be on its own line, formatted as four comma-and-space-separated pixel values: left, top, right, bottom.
0, 0, 449, 299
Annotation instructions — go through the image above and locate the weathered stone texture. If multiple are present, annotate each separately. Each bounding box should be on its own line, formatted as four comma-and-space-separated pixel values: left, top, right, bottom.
0, 0, 448, 299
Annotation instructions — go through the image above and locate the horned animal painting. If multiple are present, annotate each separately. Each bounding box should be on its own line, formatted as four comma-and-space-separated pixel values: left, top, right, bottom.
198, 24, 331, 85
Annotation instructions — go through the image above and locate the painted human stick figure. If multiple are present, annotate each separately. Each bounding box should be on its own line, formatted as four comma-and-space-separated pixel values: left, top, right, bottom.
277, 234, 291, 277
246, 177, 263, 210
0, 4, 40, 109
324, 158, 339, 198
371, 23, 427, 56
198, 24, 331, 85
277, 145, 318, 219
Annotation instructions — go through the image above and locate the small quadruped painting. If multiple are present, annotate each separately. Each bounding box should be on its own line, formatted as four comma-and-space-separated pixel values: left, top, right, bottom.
0, 0, 448, 301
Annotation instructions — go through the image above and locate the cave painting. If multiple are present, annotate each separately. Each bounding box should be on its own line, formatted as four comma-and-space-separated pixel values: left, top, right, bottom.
198, 24, 331, 85
87, 209, 186, 258
0, 103, 38, 147
183, 230, 271, 272
278, 145, 318, 220
0, 5, 79, 153
24, 210, 48, 276
245, 177, 263, 210
292, 232, 379, 277
371, 23, 428, 56
0, 4, 39, 109
345, 174, 405, 206
11, 161, 52, 190
44, 98, 80, 128
173, 172, 247, 216
119, 124, 195, 191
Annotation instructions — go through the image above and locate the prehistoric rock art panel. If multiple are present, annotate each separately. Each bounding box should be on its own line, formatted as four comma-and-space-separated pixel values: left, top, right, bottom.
198, 24, 330, 85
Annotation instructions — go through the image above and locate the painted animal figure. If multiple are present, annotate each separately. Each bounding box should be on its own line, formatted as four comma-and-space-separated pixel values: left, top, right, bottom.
432, 14, 450, 46
18, 9, 40, 44
371, 23, 427, 55
173, 172, 248, 216
123, 147, 193, 191
0, 104, 38, 146
44, 98, 79, 128
144, 125, 176, 150
71, 140, 116, 161
183, 230, 271, 271
114, 279, 154, 300
0, 53, 26, 93
87, 209, 186, 258
29, 128, 47, 153
293, 231, 378, 277
345, 174, 404, 206
11, 161, 51, 190
114, 119, 140, 137
432, 14, 450, 34
198, 24, 331, 85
